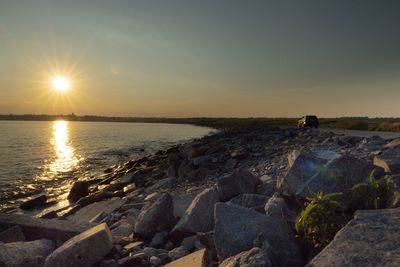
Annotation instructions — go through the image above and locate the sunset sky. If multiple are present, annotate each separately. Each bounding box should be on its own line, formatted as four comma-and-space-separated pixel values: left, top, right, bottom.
1, 1, 400, 117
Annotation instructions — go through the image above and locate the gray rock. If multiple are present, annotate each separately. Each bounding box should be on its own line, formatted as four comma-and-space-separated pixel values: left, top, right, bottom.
110, 219, 134, 237
214, 203, 302, 266
0, 225, 25, 243
150, 231, 169, 247
177, 160, 193, 180
171, 187, 219, 238
168, 246, 190, 260
126, 208, 141, 225
217, 169, 259, 201
0, 239, 55, 267
219, 247, 272, 267
192, 155, 215, 168
229, 194, 269, 209
0, 214, 91, 241
142, 247, 169, 258
150, 256, 163, 266
172, 190, 202, 219
186, 168, 212, 182
134, 193, 176, 238
387, 174, 400, 208
374, 147, 400, 173
255, 180, 276, 197
70, 197, 126, 223
44, 223, 113, 267
67, 181, 89, 203
180, 235, 198, 251
309, 208, 400, 267
165, 249, 210, 267
231, 148, 248, 159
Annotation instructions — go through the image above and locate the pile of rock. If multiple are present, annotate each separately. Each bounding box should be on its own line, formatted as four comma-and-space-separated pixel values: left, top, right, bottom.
4, 126, 400, 266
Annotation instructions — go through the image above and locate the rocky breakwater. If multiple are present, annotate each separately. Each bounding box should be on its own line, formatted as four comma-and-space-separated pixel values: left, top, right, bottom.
1, 126, 400, 266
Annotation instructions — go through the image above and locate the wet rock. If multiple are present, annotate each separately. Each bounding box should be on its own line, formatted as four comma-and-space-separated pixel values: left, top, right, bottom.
134, 193, 176, 238
0, 225, 25, 243
309, 208, 400, 266
165, 249, 210, 267
20, 194, 48, 210
168, 246, 190, 260
0, 239, 55, 267
214, 203, 302, 265
0, 214, 91, 241
68, 181, 89, 203
216, 169, 259, 201
171, 188, 219, 239
44, 223, 113, 267
219, 247, 271, 267
228, 194, 269, 209
70, 197, 126, 223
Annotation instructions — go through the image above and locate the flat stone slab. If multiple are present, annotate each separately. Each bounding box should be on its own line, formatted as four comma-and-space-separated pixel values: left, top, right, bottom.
44, 223, 113, 267
309, 208, 400, 267
165, 249, 209, 267
69, 197, 126, 222
0, 214, 92, 241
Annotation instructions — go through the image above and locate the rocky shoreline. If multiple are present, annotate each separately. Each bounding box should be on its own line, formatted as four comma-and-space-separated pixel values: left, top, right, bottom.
1, 126, 400, 266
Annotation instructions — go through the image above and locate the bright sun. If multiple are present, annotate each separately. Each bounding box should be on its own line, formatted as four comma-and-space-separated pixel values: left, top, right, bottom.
51, 76, 70, 92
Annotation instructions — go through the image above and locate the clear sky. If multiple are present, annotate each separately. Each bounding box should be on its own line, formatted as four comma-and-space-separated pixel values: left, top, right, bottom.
1, 0, 400, 117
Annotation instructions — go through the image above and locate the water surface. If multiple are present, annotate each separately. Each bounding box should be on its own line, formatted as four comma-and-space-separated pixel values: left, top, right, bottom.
0, 121, 214, 211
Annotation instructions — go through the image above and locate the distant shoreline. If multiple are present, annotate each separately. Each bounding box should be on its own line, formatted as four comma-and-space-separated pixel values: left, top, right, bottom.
1, 114, 400, 132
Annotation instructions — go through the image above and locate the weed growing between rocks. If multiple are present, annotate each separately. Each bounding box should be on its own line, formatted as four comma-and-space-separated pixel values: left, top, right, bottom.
295, 171, 389, 253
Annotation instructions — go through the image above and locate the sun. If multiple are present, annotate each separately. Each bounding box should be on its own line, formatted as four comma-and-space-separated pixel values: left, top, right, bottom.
51, 76, 71, 92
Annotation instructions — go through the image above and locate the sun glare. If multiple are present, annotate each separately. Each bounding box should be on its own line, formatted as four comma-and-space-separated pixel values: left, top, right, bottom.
51, 76, 71, 92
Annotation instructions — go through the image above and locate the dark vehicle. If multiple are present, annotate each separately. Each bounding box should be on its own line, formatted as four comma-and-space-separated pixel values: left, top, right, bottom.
298, 115, 319, 128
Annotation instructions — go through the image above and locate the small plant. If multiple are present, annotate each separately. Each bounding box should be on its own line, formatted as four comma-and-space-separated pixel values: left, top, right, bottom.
350, 170, 388, 211
295, 192, 350, 247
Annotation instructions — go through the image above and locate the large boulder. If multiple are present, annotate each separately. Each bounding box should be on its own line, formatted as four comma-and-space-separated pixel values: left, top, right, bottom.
67, 181, 89, 203
134, 193, 176, 238
44, 223, 113, 267
219, 247, 271, 267
0, 225, 25, 243
216, 169, 259, 201
228, 194, 269, 209
277, 150, 325, 197
0, 239, 55, 267
309, 208, 400, 266
171, 188, 219, 239
214, 203, 302, 266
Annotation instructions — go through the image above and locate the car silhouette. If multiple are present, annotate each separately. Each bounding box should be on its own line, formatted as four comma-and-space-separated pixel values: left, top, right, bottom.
298, 115, 319, 128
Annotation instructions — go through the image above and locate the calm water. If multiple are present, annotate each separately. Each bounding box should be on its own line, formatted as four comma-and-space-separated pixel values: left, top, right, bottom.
0, 121, 214, 211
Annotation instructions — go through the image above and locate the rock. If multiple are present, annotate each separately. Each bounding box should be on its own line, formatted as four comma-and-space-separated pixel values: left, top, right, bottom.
384, 138, 400, 149
76, 191, 107, 207
123, 241, 143, 253
277, 150, 325, 196
19, 194, 48, 210
165, 249, 210, 267
172, 190, 202, 219
110, 219, 134, 237
231, 148, 248, 159
0, 214, 91, 241
186, 168, 212, 182
168, 246, 190, 260
150, 231, 169, 247
180, 235, 198, 252
69, 197, 126, 223
374, 147, 400, 173
67, 181, 89, 203
216, 169, 259, 201
134, 193, 176, 238
255, 179, 276, 197
44, 223, 113, 267
309, 208, 400, 266
0, 225, 25, 243
40, 210, 59, 219
192, 155, 215, 168
142, 247, 169, 258
386, 174, 400, 208
149, 256, 163, 266
118, 253, 146, 267
123, 183, 137, 193
0, 239, 55, 267
171, 188, 219, 239
219, 247, 271, 267
188, 147, 203, 160
126, 208, 141, 225
296, 155, 376, 198
177, 160, 193, 180
228, 194, 269, 209
225, 158, 238, 169
214, 203, 302, 265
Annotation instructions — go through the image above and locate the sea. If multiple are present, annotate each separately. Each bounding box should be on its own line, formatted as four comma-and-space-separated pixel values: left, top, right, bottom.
0, 120, 214, 212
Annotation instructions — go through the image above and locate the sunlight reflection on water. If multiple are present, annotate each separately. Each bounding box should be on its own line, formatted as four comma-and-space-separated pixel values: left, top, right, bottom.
38, 121, 82, 181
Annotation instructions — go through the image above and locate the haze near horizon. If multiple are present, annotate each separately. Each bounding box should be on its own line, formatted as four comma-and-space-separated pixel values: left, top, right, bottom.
1, 0, 400, 117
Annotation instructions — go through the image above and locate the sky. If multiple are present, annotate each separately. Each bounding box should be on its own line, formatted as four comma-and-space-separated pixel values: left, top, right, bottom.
1, 0, 400, 117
